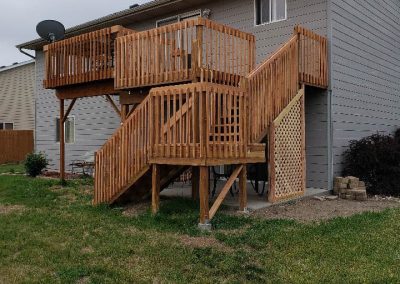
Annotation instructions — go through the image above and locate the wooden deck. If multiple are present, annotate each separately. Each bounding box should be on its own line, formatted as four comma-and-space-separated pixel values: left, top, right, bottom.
42, 19, 328, 225
43, 26, 133, 89
43, 18, 255, 91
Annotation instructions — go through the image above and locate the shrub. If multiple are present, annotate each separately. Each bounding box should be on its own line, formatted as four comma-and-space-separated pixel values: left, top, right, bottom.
343, 132, 400, 196
24, 152, 49, 178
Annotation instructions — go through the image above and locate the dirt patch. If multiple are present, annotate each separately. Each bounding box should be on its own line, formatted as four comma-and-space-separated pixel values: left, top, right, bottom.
81, 246, 94, 254
179, 235, 232, 251
0, 205, 26, 215
122, 202, 151, 217
252, 197, 400, 223
76, 276, 91, 284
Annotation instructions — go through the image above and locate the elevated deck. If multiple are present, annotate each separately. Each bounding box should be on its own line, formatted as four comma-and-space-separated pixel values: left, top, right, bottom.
43, 18, 255, 92
42, 18, 328, 226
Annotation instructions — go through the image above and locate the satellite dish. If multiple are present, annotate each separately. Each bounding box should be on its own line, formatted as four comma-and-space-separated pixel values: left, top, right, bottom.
36, 20, 65, 43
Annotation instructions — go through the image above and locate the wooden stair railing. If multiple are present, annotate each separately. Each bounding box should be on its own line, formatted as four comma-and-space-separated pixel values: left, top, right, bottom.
94, 95, 152, 204
247, 26, 328, 143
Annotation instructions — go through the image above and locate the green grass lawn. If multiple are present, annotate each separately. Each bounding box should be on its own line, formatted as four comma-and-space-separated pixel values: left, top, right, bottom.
0, 170, 400, 283
0, 163, 25, 174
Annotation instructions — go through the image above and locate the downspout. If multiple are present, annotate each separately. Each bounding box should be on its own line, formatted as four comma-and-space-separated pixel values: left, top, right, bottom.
19, 47, 37, 153
326, 0, 334, 192
18, 47, 36, 60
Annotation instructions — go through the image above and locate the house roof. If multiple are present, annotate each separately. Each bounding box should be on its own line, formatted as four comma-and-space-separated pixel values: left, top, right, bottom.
0, 60, 35, 73
17, 0, 210, 50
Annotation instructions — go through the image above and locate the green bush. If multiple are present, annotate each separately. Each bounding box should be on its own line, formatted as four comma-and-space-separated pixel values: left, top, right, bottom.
24, 153, 49, 177
343, 132, 400, 196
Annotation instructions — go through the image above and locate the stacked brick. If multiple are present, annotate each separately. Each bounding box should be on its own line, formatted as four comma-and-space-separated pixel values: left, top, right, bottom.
333, 176, 368, 201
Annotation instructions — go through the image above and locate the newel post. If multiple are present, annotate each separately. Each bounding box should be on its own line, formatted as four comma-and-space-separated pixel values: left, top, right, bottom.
193, 20, 204, 82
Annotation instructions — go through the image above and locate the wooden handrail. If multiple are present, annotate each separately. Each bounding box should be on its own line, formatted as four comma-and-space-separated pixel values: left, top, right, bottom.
294, 26, 328, 87
114, 18, 255, 89
247, 26, 327, 143
43, 26, 134, 89
151, 83, 248, 162
94, 94, 152, 204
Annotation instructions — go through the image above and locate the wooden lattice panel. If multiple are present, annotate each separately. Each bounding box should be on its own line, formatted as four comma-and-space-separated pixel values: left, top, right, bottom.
268, 88, 305, 202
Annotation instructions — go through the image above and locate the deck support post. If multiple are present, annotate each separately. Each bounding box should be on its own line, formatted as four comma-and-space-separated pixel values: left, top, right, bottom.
152, 164, 161, 214
121, 104, 129, 122
192, 167, 199, 200
59, 98, 65, 182
198, 166, 211, 230
239, 165, 248, 212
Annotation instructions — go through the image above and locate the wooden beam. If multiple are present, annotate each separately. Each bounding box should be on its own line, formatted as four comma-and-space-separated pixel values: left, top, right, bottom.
192, 167, 199, 200
62, 98, 77, 123
199, 166, 209, 224
56, 80, 121, 100
152, 164, 160, 214
59, 99, 65, 182
239, 165, 247, 211
209, 165, 243, 220
120, 92, 148, 105
121, 105, 129, 122
105, 95, 121, 118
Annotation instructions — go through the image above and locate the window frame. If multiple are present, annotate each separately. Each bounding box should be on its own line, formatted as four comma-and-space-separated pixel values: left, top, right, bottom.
0, 122, 14, 130
156, 9, 203, 27
56, 116, 76, 144
254, 0, 287, 26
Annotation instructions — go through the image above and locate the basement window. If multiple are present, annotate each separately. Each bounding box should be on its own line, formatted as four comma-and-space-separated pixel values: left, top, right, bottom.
255, 0, 287, 25
56, 117, 75, 144
0, 122, 14, 130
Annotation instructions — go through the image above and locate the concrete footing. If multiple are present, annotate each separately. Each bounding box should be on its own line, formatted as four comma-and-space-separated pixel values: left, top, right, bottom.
198, 220, 212, 231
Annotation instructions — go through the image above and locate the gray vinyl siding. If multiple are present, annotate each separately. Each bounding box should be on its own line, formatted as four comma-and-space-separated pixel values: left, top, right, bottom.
305, 87, 329, 189
35, 51, 121, 171
330, 0, 400, 176
34, 0, 330, 188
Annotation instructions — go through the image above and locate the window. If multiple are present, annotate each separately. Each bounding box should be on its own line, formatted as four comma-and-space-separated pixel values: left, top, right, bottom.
0, 122, 14, 130
156, 10, 202, 27
255, 0, 287, 25
56, 117, 75, 143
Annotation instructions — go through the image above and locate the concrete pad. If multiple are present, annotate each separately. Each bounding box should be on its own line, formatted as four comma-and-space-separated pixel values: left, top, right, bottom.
161, 180, 329, 211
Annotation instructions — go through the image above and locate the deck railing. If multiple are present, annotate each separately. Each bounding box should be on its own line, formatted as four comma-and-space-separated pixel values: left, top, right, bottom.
295, 26, 328, 88
115, 18, 255, 89
94, 95, 152, 204
43, 26, 133, 89
150, 83, 248, 162
247, 26, 328, 143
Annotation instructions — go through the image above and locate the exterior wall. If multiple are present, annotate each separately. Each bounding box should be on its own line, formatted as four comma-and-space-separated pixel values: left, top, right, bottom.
305, 86, 328, 188
34, 0, 330, 188
35, 51, 121, 170
0, 62, 35, 130
330, 0, 400, 176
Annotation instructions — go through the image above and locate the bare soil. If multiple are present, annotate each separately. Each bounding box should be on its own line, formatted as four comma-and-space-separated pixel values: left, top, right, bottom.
178, 235, 232, 251
252, 196, 400, 223
0, 204, 26, 215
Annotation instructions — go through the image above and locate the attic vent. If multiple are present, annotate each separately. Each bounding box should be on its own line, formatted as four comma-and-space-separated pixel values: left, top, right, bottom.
12, 62, 18, 65
129, 4, 139, 9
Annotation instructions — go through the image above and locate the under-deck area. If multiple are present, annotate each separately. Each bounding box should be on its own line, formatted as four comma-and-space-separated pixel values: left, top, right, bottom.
42, 17, 328, 226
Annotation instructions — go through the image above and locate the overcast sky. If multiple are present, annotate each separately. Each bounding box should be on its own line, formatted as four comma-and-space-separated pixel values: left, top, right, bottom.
0, 0, 150, 67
